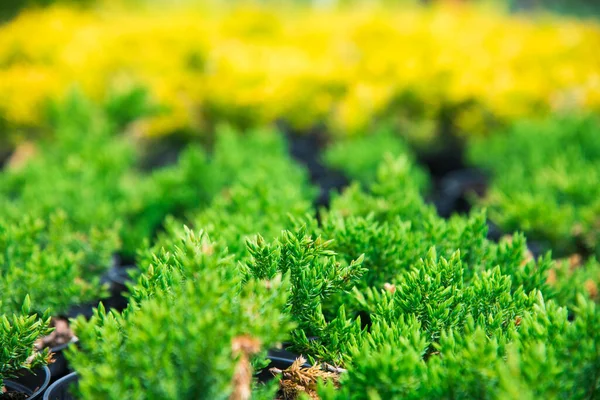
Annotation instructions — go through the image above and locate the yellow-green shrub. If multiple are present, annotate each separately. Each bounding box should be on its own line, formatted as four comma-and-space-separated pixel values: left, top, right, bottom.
0, 2, 598, 144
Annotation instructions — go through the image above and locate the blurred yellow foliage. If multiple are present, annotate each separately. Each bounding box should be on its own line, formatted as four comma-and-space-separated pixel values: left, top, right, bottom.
0, 3, 599, 138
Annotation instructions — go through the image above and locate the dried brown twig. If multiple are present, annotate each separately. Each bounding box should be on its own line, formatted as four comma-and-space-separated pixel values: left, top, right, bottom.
229, 335, 262, 400
270, 356, 342, 400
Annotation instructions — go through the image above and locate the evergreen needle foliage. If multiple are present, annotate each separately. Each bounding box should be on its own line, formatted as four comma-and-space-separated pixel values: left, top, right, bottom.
323, 125, 428, 191
547, 255, 600, 310
243, 226, 365, 365
68, 230, 294, 400
148, 125, 315, 263
121, 144, 219, 257
319, 295, 600, 399
469, 114, 600, 258
0, 211, 114, 316
0, 297, 52, 392
0, 91, 136, 234
314, 155, 600, 398
0, 92, 130, 316
1, 86, 597, 399
60, 128, 600, 400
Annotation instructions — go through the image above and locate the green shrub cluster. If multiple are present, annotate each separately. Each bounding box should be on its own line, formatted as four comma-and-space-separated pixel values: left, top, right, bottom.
0, 91, 318, 390
0, 212, 114, 316
242, 156, 553, 367
312, 154, 598, 397
2, 91, 600, 399
68, 126, 315, 398
320, 294, 600, 399
0, 297, 52, 392
0, 93, 135, 229
0, 94, 129, 320
469, 114, 600, 258
65, 141, 600, 399
323, 125, 428, 191
149, 125, 315, 261
0, 91, 224, 318
130, 126, 315, 306
244, 227, 366, 366
69, 229, 294, 399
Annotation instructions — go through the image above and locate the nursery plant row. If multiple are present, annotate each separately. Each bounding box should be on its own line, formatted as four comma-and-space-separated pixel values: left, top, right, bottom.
1, 2, 600, 150
0, 91, 599, 399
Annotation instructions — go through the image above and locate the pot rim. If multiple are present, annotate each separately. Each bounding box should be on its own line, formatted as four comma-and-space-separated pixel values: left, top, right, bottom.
4, 365, 51, 399
50, 336, 80, 353
106, 264, 136, 286
42, 372, 78, 400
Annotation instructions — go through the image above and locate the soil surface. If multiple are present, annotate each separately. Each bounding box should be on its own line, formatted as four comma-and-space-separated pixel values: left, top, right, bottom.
1, 386, 28, 400
0, 393, 28, 400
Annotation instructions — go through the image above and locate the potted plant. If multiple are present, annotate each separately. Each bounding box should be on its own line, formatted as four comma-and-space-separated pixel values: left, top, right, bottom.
469, 114, 600, 258
146, 124, 315, 264
1, 297, 52, 400
66, 230, 297, 399
317, 294, 600, 399
243, 227, 365, 366
0, 92, 155, 379
0, 212, 119, 379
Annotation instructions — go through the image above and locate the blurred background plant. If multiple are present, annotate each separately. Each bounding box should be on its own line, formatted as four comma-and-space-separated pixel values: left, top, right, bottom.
469, 114, 600, 258
0, 0, 598, 157
4, 0, 600, 20
1, 0, 90, 22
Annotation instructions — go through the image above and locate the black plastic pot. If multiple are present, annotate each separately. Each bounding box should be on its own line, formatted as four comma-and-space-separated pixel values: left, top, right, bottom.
433, 168, 488, 218
42, 373, 78, 400
103, 264, 136, 311
66, 263, 136, 320
107, 264, 135, 293
4, 366, 51, 400
0, 148, 12, 170
43, 350, 310, 398
284, 126, 349, 210
138, 135, 188, 171
256, 348, 312, 383
47, 339, 78, 382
